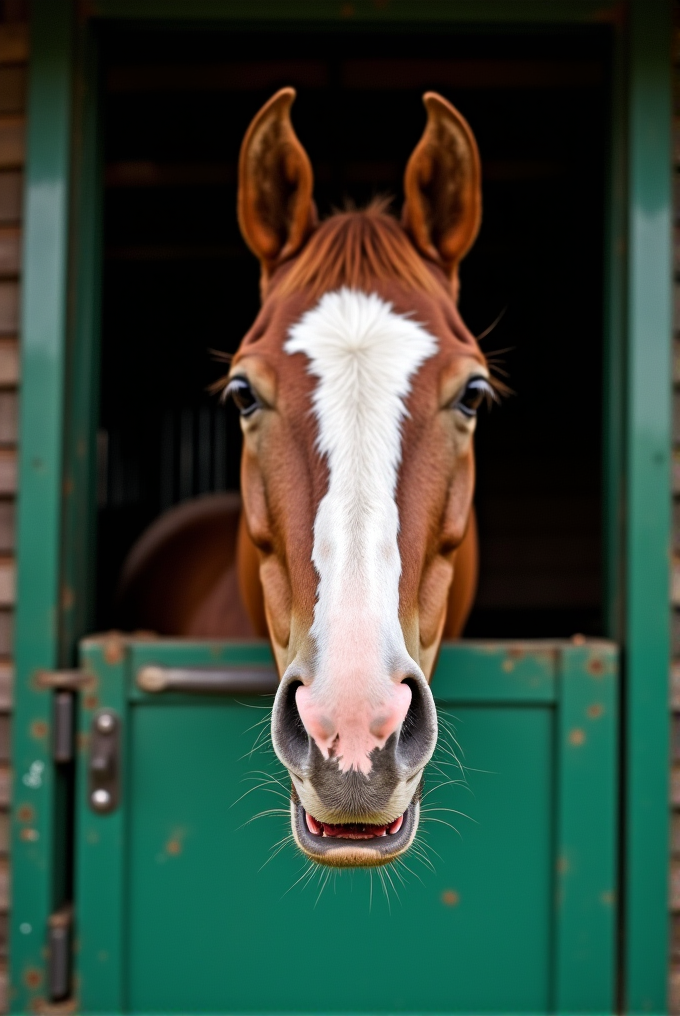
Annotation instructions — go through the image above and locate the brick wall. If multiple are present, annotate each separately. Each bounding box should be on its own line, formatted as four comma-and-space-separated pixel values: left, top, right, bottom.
0, 5, 28, 1010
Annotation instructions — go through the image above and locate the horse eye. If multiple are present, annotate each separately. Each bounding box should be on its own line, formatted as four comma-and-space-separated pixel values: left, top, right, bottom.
454, 377, 494, 418
226, 377, 261, 417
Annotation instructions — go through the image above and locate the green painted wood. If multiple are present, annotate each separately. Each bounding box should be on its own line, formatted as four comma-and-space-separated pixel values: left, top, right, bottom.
554, 644, 618, 1013
60, 20, 104, 663
130, 639, 274, 672
76, 636, 129, 1014
9, 2, 74, 1012
624, 2, 673, 1011
434, 641, 556, 702
128, 704, 554, 1013
87, 0, 621, 23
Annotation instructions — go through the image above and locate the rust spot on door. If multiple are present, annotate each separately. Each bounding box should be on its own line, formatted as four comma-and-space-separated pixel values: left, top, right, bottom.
587, 656, 605, 677
103, 636, 124, 665
30, 720, 47, 739
442, 889, 459, 906
17, 804, 34, 822
24, 968, 42, 989
587, 703, 604, 719
569, 728, 586, 746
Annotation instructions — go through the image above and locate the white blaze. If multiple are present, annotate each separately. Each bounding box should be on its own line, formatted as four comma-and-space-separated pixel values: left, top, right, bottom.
285, 288, 437, 773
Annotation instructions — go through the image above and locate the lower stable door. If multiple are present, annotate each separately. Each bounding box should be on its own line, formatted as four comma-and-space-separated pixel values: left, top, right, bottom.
74, 637, 618, 1015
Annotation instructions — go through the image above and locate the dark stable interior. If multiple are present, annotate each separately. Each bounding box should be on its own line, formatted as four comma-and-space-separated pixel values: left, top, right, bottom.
96, 24, 609, 638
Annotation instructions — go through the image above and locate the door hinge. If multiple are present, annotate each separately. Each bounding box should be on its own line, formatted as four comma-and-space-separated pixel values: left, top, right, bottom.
48, 905, 72, 1002
52, 691, 74, 764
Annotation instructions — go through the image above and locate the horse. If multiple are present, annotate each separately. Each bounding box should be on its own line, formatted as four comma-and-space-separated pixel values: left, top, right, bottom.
120, 88, 491, 868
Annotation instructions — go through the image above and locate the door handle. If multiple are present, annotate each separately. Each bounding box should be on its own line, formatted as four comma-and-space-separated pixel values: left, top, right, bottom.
136, 666, 278, 696
88, 710, 120, 813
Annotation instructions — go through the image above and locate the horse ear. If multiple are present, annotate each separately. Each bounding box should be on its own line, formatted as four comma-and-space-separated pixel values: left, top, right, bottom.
238, 88, 316, 283
402, 92, 481, 286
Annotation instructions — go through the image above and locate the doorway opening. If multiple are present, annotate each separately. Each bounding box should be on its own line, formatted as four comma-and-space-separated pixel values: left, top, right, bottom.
96, 23, 610, 638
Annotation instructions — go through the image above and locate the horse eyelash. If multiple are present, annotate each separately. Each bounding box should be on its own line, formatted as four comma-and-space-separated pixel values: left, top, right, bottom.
206, 349, 234, 401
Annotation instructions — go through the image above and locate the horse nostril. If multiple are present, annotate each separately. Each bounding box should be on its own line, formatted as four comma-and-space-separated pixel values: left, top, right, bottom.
271, 678, 310, 773
396, 676, 438, 774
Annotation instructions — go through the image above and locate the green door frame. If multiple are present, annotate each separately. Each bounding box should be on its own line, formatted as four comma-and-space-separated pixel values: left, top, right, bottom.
10, 1, 671, 1012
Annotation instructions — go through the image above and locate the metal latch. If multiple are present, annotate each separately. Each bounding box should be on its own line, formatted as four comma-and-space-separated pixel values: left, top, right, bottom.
48, 905, 72, 1002
88, 710, 120, 813
137, 665, 278, 695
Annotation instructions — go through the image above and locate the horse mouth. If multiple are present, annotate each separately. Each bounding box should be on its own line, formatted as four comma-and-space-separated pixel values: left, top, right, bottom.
292, 799, 419, 867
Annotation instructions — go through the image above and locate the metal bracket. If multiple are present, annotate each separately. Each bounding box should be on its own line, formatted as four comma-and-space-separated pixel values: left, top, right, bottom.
88, 710, 120, 814
37, 668, 92, 690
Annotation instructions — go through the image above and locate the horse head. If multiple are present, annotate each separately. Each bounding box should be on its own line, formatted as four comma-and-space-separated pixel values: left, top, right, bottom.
227, 88, 490, 867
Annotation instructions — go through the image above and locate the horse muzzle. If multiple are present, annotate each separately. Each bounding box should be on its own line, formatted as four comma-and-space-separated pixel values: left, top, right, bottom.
272, 668, 437, 867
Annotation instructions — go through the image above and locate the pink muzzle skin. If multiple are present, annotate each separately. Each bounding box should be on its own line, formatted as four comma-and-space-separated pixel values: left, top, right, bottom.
295, 681, 413, 775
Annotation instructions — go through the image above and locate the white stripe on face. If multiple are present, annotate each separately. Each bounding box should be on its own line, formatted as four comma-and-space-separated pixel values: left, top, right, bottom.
284, 288, 438, 774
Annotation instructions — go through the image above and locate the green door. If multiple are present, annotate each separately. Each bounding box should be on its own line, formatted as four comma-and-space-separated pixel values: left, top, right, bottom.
74, 636, 617, 1014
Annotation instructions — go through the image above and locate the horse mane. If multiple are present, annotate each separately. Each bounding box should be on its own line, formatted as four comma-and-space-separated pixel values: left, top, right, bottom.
271, 198, 449, 301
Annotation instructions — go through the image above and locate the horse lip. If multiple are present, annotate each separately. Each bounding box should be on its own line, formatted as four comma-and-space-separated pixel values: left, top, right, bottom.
291, 799, 419, 867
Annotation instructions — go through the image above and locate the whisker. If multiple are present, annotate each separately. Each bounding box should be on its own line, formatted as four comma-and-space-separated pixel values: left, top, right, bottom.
389, 862, 407, 889
314, 868, 332, 908
244, 732, 274, 760
421, 779, 468, 801
231, 783, 288, 807
243, 769, 290, 791
377, 868, 391, 914
412, 833, 442, 864
436, 724, 466, 757
238, 807, 290, 829
421, 806, 476, 823
383, 865, 401, 904
258, 835, 295, 870
243, 714, 272, 733
282, 861, 317, 899
410, 844, 436, 874
420, 816, 463, 837
396, 857, 424, 885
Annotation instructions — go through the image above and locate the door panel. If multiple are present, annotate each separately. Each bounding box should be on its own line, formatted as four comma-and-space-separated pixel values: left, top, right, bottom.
127, 704, 552, 1014
75, 637, 617, 1014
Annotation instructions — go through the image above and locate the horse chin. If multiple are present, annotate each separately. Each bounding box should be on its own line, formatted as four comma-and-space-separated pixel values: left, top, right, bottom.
290, 795, 420, 868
